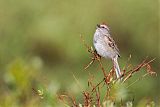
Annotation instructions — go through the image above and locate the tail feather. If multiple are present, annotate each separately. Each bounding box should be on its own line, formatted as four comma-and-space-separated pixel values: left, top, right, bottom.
113, 57, 121, 79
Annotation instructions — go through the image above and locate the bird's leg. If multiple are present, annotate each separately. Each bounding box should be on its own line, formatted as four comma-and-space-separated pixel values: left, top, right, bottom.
93, 50, 101, 60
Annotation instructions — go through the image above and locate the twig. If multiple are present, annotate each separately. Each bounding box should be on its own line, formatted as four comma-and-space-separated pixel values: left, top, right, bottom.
126, 73, 150, 88
72, 73, 84, 91
122, 58, 156, 83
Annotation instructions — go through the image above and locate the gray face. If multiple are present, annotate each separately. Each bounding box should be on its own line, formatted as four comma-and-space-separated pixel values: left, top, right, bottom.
96, 24, 110, 35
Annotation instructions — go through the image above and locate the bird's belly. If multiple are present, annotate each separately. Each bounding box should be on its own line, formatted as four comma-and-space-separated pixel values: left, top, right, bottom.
94, 42, 116, 59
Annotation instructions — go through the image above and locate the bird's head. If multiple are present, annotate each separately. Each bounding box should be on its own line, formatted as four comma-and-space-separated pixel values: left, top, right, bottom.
96, 22, 110, 32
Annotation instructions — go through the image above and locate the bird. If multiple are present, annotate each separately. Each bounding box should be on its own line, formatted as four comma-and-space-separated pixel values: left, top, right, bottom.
93, 23, 122, 79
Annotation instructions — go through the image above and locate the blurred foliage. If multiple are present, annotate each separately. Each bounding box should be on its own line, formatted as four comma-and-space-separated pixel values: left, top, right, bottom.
0, 0, 159, 106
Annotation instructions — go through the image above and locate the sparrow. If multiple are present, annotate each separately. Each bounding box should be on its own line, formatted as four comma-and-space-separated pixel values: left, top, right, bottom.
93, 23, 122, 79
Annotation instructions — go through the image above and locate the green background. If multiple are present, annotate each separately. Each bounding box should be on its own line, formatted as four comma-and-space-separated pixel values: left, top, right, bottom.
0, 0, 159, 106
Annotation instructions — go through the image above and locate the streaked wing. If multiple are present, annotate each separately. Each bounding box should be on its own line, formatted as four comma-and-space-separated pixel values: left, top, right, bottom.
104, 35, 120, 57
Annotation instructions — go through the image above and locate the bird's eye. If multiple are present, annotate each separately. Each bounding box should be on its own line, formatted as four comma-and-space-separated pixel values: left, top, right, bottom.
101, 26, 105, 28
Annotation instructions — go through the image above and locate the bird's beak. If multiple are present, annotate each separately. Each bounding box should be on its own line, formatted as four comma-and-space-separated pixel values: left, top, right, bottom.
96, 24, 100, 28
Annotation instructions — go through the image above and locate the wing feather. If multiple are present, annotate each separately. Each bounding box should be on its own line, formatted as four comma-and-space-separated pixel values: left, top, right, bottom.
104, 35, 120, 57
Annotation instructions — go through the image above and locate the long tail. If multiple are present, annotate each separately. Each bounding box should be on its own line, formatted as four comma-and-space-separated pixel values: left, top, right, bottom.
112, 57, 121, 79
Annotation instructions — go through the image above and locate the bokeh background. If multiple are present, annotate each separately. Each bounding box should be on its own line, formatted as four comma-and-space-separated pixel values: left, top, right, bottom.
0, 0, 159, 106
